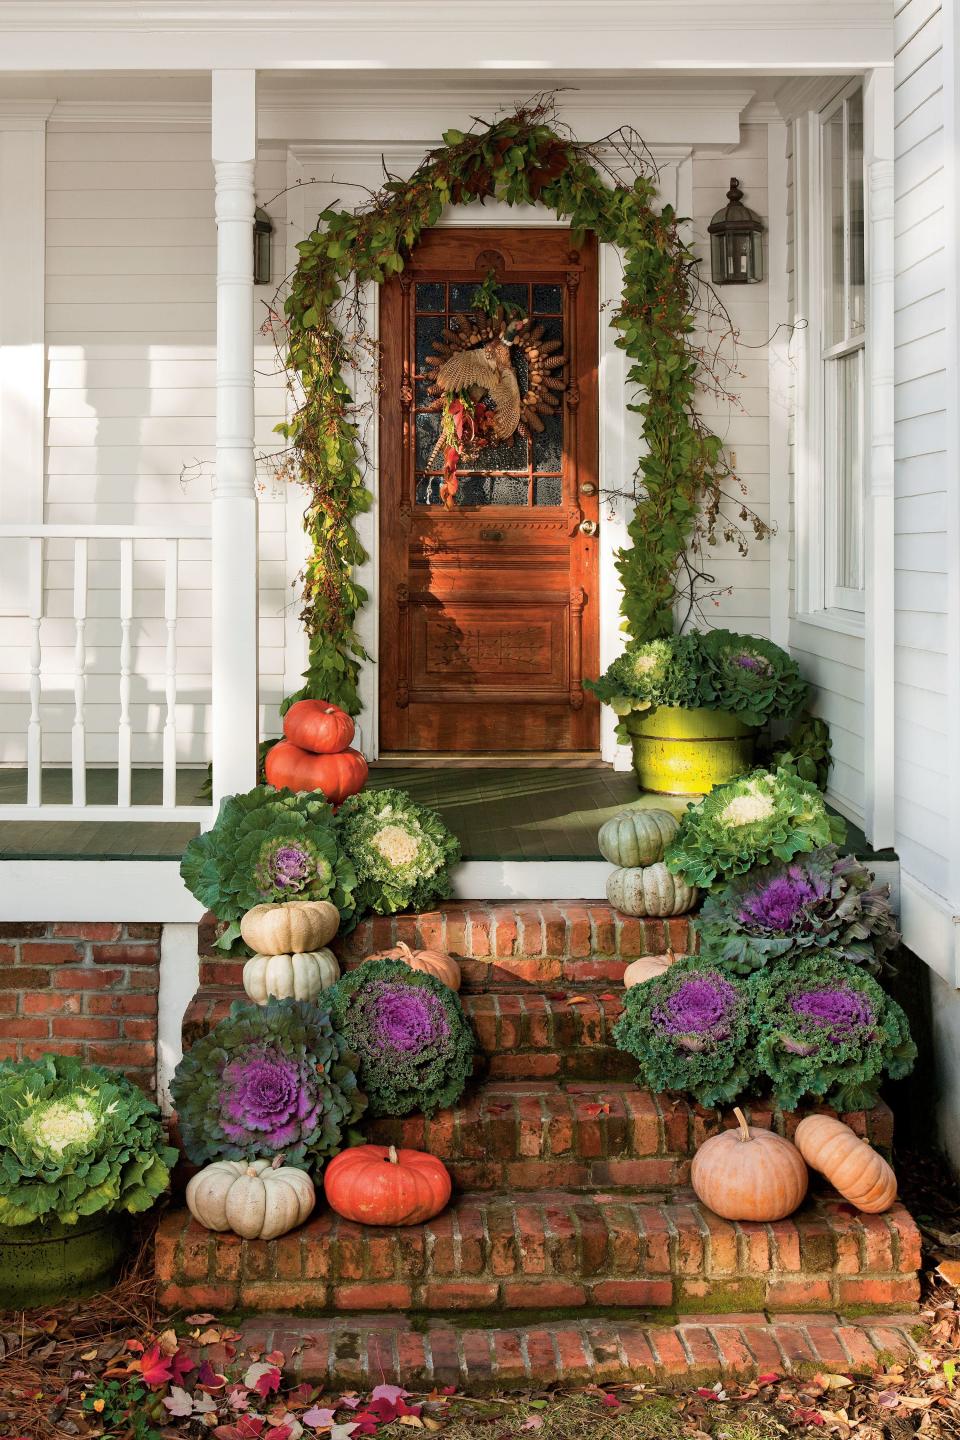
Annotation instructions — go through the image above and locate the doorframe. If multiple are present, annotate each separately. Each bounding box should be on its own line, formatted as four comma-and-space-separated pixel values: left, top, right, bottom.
285, 141, 692, 764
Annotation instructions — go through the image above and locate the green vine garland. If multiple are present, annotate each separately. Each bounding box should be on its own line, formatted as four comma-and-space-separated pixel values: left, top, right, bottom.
276, 98, 765, 715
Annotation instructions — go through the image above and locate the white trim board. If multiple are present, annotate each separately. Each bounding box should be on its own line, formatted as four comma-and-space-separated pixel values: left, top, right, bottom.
899, 869, 960, 990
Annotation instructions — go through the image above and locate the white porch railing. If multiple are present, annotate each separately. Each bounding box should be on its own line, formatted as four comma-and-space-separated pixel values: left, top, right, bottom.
0, 523, 214, 823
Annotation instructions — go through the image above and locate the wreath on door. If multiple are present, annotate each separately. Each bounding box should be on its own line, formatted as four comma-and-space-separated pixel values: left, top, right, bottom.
423, 298, 566, 507
275, 97, 767, 716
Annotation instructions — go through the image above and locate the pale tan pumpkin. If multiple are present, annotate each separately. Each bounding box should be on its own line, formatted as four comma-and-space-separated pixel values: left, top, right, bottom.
691, 1108, 808, 1222
623, 950, 678, 989
239, 900, 339, 955
793, 1115, 898, 1213
186, 1157, 316, 1239
366, 940, 461, 992
242, 948, 340, 1005
606, 863, 698, 917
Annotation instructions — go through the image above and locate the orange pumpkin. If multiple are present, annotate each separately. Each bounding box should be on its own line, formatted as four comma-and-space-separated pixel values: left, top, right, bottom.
367, 940, 461, 992
323, 1144, 452, 1226
265, 739, 368, 804
691, 1108, 808, 1221
623, 950, 677, 989
793, 1115, 898, 1213
284, 698, 355, 755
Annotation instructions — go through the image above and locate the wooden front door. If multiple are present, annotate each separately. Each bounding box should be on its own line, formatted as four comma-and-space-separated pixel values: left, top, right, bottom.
379, 228, 600, 754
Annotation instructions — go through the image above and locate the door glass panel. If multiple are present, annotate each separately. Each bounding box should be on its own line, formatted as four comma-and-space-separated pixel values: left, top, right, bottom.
834, 348, 863, 591
824, 106, 845, 349
846, 89, 865, 337
412, 279, 565, 507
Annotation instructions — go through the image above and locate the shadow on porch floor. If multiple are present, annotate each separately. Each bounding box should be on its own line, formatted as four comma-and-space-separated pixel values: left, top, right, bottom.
0, 764, 893, 864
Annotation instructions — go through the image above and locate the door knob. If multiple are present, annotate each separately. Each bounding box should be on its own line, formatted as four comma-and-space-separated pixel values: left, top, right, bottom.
578, 519, 598, 537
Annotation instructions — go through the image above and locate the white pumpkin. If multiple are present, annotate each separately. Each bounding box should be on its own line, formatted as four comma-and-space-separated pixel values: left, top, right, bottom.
606, 862, 699, 918
186, 1158, 316, 1240
242, 948, 340, 1005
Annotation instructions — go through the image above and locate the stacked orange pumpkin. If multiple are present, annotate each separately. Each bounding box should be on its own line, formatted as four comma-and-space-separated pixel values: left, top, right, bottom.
265, 699, 369, 806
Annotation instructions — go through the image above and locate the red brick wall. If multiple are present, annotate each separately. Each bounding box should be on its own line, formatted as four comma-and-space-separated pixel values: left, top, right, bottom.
0, 922, 160, 1090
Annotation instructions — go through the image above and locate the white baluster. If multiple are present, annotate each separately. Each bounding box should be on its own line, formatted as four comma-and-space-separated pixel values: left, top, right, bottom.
162, 538, 178, 807
26, 536, 42, 807
117, 537, 133, 808
71, 537, 87, 807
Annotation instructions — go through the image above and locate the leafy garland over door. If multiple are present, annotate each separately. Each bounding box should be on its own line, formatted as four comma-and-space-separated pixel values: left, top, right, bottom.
276, 99, 766, 717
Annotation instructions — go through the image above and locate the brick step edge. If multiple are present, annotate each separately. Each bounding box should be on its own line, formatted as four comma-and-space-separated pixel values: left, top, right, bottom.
212, 1313, 922, 1391
182, 988, 638, 1082
156, 1192, 921, 1316
198, 904, 698, 990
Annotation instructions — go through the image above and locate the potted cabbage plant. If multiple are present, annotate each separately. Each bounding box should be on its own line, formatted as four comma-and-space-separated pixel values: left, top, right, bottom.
586, 629, 809, 795
0, 1056, 177, 1308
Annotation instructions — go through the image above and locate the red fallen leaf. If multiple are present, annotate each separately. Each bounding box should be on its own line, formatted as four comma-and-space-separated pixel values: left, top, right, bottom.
125, 1339, 146, 1354
598, 993, 619, 1001
547, 992, 568, 1002
599, 1394, 622, 1408
581, 1103, 611, 1117
791, 1409, 826, 1426
264, 1350, 286, 1367
196, 1359, 227, 1389
757, 1373, 780, 1384
186, 1312, 218, 1324
697, 1389, 720, 1401
171, 1349, 197, 1385
138, 1342, 174, 1388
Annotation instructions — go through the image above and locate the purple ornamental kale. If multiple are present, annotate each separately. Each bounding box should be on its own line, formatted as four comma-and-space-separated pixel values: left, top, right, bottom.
731, 651, 770, 673
790, 985, 877, 1044
366, 982, 451, 1053
735, 863, 829, 933
219, 1045, 322, 1149
252, 835, 332, 898
651, 972, 738, 1051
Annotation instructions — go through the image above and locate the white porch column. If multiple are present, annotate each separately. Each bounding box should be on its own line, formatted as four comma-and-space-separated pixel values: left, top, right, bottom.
211, 70, 259, 805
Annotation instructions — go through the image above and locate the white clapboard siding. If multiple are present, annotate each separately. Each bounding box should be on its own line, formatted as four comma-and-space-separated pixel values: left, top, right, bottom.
689, 126, 771, 639
893, 0, 953, 888
0, 124, 288, 767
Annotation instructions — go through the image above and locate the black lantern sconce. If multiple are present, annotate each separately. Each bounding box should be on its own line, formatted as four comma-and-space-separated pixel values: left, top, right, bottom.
708, 178, 764, 285
253, 206, 273, 286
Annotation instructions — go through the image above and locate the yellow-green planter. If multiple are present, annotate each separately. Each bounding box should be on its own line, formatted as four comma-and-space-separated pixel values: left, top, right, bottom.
623, 707, 756, 796
0, 1214, 129, 1311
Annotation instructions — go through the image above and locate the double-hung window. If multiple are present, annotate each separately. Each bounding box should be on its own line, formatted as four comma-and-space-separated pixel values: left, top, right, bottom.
818, 82, 866, 615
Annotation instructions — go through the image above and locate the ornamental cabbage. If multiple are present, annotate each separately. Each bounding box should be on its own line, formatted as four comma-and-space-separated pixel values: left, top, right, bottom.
170, 999, 367, 1169
700, 630, 808, 728
695, 846, 900, 975
664, 767, 846, 889
612, 959, 756, 1108
180, 785, 357, 952
336, 787, 461, 922
328, 959, 474, 1117
749, 956, 916, 1111
0, 1056, 177, 1227
585, 628, 808, 732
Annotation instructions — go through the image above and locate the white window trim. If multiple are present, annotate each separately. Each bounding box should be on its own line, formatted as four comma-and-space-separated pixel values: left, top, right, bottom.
794, 80, 868, 636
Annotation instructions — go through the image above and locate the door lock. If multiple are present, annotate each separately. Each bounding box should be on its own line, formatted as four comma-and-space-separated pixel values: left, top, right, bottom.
578, 519, 598, 537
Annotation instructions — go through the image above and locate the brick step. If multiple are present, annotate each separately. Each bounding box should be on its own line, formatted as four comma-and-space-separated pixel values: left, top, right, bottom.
182, 987, 639, 1081
364, 1084, 894, 1191
198, 902, 697, 992
208, 1313, 919, 1391
156, 1188, 921, 1317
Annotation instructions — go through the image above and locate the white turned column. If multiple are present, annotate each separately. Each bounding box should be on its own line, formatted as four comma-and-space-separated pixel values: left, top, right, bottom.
211, 70, 259, 806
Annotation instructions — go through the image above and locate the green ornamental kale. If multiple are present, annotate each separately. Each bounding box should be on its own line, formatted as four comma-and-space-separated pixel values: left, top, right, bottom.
664, 767, 846, 890
749, 955, 916, 1112
180, 785, 357, 952
612, 958, 756, 1108
0, 1055, 177, 1227
700, 630, 808, 728
327, 960, 475, 1117
695, 846, 900, 976
171, 999, 367, 1169
585, 629, 809, 737
336, 787, 461, 922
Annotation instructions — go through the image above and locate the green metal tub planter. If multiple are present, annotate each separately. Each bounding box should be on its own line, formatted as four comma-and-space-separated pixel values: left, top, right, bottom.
587, 629, 811, 798
622, 706, 756, 796
0, 1213, 130, 1310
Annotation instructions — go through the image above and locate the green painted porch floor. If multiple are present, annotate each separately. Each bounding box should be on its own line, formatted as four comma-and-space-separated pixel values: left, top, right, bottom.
0, 764, 892, 864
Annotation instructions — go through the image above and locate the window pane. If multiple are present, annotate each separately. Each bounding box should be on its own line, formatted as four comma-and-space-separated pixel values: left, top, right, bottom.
824, 106, 846, 348
846, 89, 865, 337
833, 349, 863, 592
